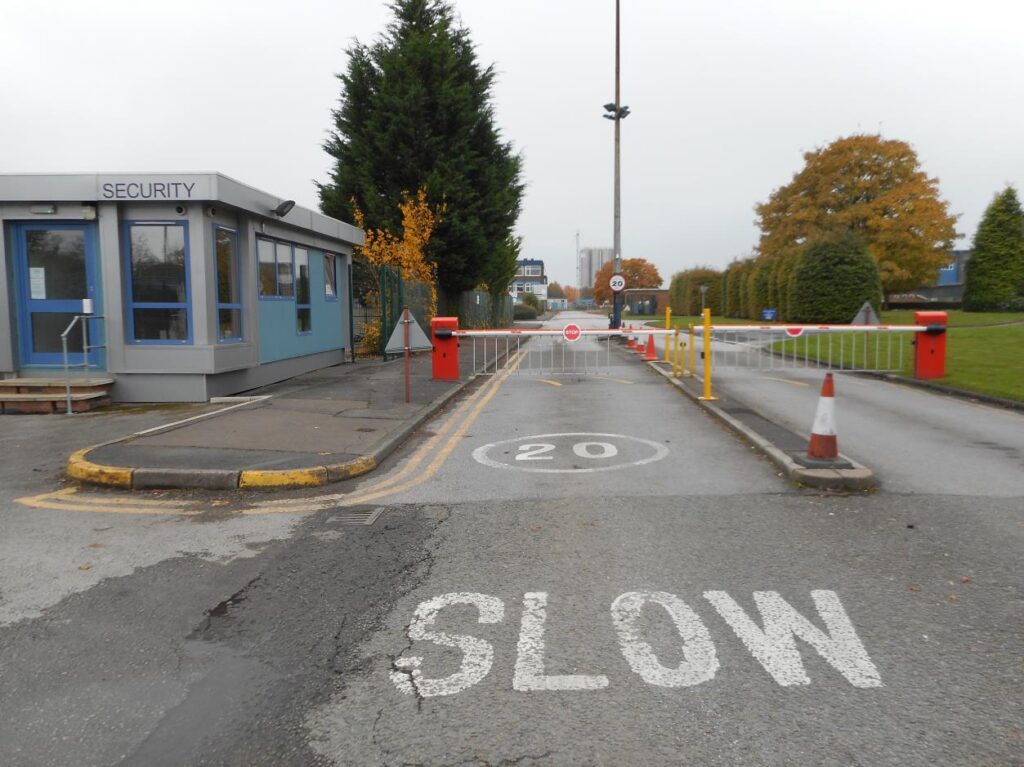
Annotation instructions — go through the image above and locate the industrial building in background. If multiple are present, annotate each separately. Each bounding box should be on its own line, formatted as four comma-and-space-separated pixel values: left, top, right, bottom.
577, 246, 613, 291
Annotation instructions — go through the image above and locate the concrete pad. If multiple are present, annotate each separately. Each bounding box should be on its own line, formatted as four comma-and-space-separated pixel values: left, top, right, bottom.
264, 398, 368, 415
88, 444, 348, 472
127, 409, 390, 454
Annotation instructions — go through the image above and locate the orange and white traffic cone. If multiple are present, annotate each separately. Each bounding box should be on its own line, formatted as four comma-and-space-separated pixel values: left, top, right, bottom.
642, 334, 657, 361
626, 332, 636, 349
807, 373, 839, 461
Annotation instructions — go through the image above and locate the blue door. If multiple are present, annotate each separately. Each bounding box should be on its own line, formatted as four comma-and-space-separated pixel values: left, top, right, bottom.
13, 222, 101, 367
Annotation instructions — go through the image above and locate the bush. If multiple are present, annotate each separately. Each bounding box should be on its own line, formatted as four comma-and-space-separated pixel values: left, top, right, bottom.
789, 232, 882, 323
521, 292, 541, 310
513, 303, 538, 320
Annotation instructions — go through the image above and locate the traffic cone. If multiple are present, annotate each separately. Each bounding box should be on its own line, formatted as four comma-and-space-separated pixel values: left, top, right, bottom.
626, 333, 636, 349
807, 373, 839, 460
642, 334, 657, 361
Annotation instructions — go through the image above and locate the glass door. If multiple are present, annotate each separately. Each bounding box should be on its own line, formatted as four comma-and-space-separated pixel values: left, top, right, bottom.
14, 223, 99, 366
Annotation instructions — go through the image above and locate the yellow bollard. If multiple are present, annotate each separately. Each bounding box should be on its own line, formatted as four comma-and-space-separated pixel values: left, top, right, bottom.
663, 307, 672, 362
699, 308, 717, 400
687, 324, 696, 377
673, 329, 682, 377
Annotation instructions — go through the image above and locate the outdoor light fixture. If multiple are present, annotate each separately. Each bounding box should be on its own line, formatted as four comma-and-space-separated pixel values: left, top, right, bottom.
273, 200, 296, 217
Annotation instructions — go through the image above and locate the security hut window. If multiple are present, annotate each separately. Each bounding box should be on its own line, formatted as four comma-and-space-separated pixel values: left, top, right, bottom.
215, 226, 242, 341
324, 253, 338, 299
257, 236, 294, 298
126, 222, 190, 343
295, 247, 312, 334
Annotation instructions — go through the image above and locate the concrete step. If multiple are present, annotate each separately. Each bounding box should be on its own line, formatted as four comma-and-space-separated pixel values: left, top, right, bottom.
0, 378, 114, 414
0, 377, 114, 390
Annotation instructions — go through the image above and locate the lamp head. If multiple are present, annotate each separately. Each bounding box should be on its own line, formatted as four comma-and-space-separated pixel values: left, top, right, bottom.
273, 200, 296, 217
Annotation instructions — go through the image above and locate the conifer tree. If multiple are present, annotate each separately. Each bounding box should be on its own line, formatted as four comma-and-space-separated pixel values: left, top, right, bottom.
962, 187, 1024, 311
318, 0, 523, 298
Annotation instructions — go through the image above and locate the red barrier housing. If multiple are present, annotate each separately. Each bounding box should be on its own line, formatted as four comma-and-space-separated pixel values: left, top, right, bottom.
431, 317, 460, 381
913, 311, 947, 380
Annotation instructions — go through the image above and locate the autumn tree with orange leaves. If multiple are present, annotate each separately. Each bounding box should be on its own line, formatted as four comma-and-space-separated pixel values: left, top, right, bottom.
756, 134, 959, 295
352, 188, 442, 351
592, 259, 662, 305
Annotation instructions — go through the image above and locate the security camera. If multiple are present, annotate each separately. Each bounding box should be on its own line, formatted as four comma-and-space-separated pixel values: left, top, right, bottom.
175, 205, 187, 216
206, 206, 218, 217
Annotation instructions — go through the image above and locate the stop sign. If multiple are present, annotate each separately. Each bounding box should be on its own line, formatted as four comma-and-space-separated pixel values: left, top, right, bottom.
562, 323, 582, 342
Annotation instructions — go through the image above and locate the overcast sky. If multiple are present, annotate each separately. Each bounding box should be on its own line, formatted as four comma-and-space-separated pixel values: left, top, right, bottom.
3, 0, 1022, 288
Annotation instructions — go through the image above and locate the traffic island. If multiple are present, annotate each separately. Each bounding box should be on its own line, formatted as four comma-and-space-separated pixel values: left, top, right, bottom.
64, 350, 500, 491
643, 359, 876, 492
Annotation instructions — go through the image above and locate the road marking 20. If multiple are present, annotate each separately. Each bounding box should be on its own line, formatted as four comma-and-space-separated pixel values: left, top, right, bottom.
473, 432, 667, 474
390, 590, 882, 697
515, 442, 618, 461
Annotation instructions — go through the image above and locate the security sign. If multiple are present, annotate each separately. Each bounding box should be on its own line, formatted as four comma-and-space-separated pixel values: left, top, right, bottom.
609, 273, 626, 293
562, 323, 582, 342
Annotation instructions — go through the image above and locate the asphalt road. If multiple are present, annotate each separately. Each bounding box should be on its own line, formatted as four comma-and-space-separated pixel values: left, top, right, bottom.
0, 311, 1021, 766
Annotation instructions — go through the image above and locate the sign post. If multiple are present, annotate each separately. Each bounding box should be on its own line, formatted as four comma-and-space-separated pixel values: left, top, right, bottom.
385, 307, 434, 402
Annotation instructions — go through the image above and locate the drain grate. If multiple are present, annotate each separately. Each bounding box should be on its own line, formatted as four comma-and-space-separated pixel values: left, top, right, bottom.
327, 504, 385, 525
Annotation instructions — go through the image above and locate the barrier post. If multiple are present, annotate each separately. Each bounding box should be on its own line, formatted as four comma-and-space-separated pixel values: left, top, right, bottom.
913, 311, 948, 380
431, 316, 460, 381
664, 307, 672, 361
673, 329, 681, 377
699, 308, 717, 400
687, 324, 696, 377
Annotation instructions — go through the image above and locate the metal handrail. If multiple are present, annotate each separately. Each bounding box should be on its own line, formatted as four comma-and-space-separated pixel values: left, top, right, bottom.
61, 314, 106, 415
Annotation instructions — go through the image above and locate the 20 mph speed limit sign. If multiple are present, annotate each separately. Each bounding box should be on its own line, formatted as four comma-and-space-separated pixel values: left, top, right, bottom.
609, 273, 626, 293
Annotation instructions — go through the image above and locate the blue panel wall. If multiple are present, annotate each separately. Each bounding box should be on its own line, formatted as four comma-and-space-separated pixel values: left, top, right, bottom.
258, 249, 344, 364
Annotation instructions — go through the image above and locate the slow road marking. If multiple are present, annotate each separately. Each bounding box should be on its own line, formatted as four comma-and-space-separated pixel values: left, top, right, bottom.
390, 590, 882, 697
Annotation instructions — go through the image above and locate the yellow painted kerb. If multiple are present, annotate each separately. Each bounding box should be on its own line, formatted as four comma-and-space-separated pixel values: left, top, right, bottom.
66, 448, 134, 488
327, 454, 377, 480
239, 466, 329, 488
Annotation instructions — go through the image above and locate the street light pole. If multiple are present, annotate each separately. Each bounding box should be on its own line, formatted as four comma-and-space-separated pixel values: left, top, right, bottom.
612, 0, 621, 329
603, 0, 629, 329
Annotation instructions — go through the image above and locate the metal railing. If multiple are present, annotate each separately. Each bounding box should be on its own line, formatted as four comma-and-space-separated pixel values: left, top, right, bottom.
703, 324, 923, 373
453, 328, 670, 377
60, 314, 105, 415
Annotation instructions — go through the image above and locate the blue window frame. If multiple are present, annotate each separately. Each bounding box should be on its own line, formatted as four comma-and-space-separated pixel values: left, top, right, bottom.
214, 225, 242, 342
295, 247, 311, 334
324, 252, 338, 300
257, 236, 294, 299
123, 220, 191, 344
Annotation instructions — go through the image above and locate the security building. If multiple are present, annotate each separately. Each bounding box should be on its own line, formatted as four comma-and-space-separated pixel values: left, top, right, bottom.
0, 173, 362, 402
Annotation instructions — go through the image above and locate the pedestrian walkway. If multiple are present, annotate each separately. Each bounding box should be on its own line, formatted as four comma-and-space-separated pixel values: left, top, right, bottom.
69, 350, 492, 490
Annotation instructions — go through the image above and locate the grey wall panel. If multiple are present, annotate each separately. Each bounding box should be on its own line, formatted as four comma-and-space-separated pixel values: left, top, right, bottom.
205, 349, 344, 398
212, 342, 258, 374
112, 373, 209, 403
121, 346, 216, 374
96, 203, 125, 372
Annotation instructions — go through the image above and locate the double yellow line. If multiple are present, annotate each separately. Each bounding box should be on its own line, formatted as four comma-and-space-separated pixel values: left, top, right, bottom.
16, 486, 200, 515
